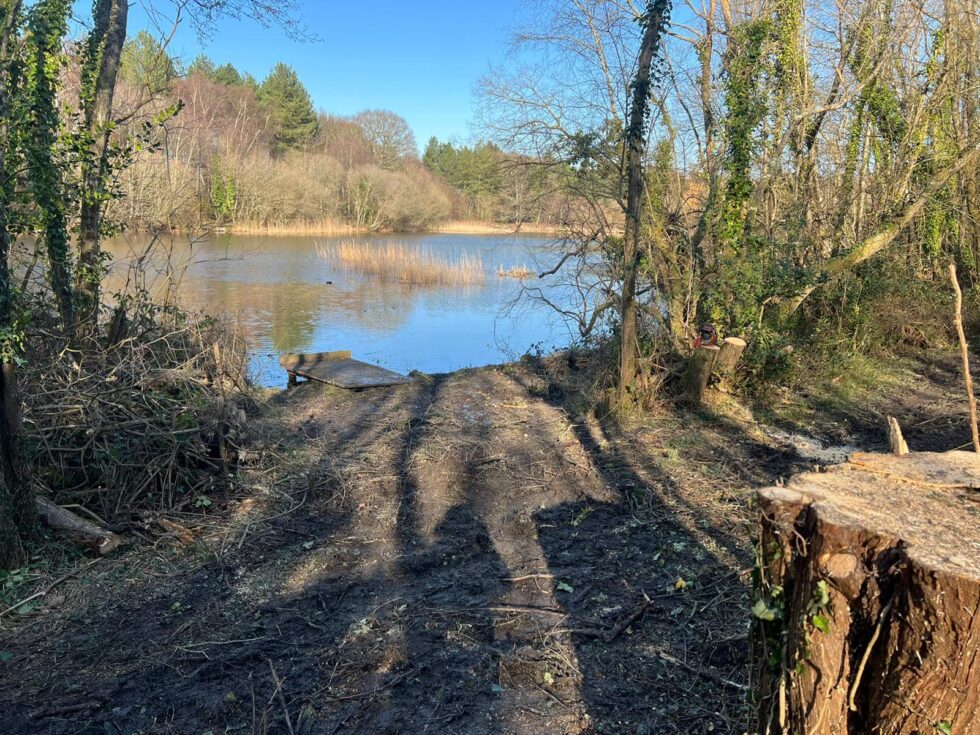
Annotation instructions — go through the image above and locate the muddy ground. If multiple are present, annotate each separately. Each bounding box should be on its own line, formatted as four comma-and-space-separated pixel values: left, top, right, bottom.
1, 351, 974, 734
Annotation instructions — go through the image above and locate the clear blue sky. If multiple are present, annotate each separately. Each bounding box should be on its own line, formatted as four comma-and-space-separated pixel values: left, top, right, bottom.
129, 1, 527, 148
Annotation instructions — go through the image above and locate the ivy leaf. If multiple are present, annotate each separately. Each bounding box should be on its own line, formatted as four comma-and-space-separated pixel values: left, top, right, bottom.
814, 580, 831, 607
752, 598, 779, 621
936, 722, 953, 735
811, 614, 830, 634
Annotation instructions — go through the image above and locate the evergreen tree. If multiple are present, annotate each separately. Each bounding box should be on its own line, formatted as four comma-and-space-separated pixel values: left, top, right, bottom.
257, 62, 319, 152
212, 62, 243, 86
120, 30, 177, 93
187, 54, 216, 78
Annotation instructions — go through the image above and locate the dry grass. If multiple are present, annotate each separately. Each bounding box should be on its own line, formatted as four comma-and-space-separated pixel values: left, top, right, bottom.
317, 240, 486, 286
497, 265, 535, 279
230, 218, 365, 236
228, 219, 561, 237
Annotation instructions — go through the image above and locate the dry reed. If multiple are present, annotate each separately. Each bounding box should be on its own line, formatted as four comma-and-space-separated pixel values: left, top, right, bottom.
230, 217, 364, 237
317, 240, 486, 286
497, 265, 535, 279
433, 220, 561, 235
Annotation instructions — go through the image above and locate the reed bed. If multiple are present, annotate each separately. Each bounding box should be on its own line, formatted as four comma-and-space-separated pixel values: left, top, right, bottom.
433, 220, 562, 235
317, 240, 486, 286
230, 217, 364, 236
497, 265, 535, 279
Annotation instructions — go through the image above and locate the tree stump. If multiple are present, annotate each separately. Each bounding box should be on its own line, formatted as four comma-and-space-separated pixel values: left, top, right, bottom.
682, 344, 720, 404
754, 451, 980, 735
713, 336, 747, 378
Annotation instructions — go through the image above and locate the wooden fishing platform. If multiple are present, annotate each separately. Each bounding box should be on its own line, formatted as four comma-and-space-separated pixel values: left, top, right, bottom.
279, 351, 412, 389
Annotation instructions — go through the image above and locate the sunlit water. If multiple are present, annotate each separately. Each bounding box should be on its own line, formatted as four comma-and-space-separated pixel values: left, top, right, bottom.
104, 233, 582, 387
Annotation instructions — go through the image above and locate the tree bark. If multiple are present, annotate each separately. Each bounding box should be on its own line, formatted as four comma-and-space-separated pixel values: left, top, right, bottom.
76, 0, 128, 339
754, 451, 980, 735
682, 344, 719, 404
617, 0, 670, 399
713, 336, 746, 378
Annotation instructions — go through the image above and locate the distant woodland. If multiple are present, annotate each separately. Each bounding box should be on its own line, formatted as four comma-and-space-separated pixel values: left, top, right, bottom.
111, 33, 569, 232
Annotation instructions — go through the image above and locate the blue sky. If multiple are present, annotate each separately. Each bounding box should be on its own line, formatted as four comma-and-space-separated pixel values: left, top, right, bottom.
128, 0, 527, 148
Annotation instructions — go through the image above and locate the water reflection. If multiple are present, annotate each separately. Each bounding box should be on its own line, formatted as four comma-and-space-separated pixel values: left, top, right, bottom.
104, 233, 577, 386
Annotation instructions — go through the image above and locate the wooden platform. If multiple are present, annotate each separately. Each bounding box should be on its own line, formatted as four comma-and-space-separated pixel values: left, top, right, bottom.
279, 351, 412, 389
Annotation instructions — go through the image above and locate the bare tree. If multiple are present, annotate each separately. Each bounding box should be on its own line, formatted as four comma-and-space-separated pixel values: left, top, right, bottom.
354, 109, 418, 170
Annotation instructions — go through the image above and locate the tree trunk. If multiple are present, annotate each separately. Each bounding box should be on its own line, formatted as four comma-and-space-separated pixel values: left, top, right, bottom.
617, 0, 670, 399
713, 336, 746, 378
0, 0, 32, 569
76, 0, 128, 339
754, 451, 980, 735
682, 344, 719, 404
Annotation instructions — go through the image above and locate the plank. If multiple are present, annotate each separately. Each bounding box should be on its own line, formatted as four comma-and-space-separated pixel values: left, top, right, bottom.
279, 352, 411, 389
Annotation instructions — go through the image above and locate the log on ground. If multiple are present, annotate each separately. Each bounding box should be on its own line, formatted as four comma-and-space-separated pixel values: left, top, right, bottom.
36, 496, 125, 555
754, 451, 980, 735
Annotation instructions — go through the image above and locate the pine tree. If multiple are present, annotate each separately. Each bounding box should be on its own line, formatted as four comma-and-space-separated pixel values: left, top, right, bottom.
212, 62, 243, 86
120, 30, 177, 94
187, 54, 216, 78
257, 62, 319, 152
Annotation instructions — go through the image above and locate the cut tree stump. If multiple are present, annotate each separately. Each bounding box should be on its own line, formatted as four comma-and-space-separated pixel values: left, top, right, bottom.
713, 336, 747, 378
754, 451, 980, 735
682, 344, 720, 404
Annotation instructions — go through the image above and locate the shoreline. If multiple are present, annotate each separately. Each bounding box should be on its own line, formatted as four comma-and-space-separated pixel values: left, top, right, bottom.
145, 220, 563, 238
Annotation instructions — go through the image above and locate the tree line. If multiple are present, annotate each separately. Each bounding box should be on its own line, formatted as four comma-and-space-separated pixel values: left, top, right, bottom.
114, 34, 567, 232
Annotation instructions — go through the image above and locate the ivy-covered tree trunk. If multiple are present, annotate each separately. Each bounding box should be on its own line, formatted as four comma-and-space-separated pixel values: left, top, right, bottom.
618, 0, 670, 398
0, 0, 32, 569
76, 0, 127, 339
27, 0, 74, 335
0, 217, 29, 568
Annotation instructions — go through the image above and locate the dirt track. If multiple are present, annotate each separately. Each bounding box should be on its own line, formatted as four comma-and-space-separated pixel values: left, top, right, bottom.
1, 356, 973, 734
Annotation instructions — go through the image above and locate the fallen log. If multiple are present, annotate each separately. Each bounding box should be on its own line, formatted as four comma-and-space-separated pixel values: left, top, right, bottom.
754, 451, 980, 735
682, 344, 720, 405
36, 496, 125, 555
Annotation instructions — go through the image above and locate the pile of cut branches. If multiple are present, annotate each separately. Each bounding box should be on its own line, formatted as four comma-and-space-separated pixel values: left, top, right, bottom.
22, 306, 252, 521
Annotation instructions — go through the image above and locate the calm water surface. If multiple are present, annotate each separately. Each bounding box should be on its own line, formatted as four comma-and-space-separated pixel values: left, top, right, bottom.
105, 234, 579, 386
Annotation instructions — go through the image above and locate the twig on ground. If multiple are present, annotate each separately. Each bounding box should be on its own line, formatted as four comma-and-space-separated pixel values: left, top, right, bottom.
0, 557, 103, 620
268, 659, 296, 735
605, 600, 652, 643
657, 651, 748, 692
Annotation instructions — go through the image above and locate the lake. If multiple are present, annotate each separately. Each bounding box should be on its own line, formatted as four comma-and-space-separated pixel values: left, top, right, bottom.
105, 233, 582, 387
